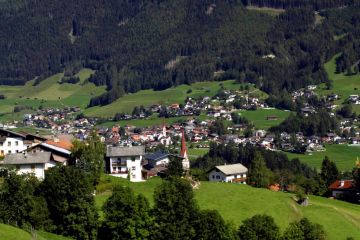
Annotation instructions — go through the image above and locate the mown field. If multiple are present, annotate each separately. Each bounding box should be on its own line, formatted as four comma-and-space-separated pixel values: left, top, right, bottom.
237, 108, 291, 129
286, 144, 360, 171
0, 69, 106, 122
0, 223, 72, 240
316, 54, 360, 114
84, 81, 268, 117
95, 176, 360, 240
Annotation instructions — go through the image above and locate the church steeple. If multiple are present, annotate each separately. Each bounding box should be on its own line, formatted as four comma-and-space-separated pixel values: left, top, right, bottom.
180, 128, 190, 170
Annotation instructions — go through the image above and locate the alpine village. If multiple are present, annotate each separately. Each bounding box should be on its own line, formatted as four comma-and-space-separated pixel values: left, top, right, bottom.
0, 1, 359, 240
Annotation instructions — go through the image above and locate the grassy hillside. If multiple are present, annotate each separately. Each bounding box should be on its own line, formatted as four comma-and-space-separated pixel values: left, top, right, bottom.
285, 144, 360, 171
0, 69, 106, 122
0, 224, 72, 240
84, 80, 267, 118
96, 176, 360, 240
316, 54, 360, 113
237, 108, 291, 129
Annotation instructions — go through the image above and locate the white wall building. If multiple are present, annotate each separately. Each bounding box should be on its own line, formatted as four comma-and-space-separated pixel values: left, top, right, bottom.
3, 152, 61, 179
106, 145, 145, 182
0, 129, 46, 156
208, 163, 248, 183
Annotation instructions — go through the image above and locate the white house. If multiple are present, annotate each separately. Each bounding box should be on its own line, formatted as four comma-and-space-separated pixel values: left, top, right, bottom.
106, 145, 145, 182
208, 163, 248, 183
0, 129, 46, 156
3, 152, 61, 179
145, 151, 170, 168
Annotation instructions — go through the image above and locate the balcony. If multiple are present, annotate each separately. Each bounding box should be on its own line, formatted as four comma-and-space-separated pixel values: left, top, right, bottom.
111, 170, 128, 174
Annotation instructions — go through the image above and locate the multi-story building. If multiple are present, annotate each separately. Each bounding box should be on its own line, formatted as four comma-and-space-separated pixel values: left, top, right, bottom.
106, 145, 145, 182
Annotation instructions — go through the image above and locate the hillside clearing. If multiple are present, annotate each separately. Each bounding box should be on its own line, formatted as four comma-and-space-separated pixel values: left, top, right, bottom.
285, 144, 360, 171
95, 176, 360, 240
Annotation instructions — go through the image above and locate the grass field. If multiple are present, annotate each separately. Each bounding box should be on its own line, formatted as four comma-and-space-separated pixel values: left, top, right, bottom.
285, 144, 360, 171
237, 108, 291, 129
0, 224, 72, 240
316, 54, 360, 113
0, 69, 106, 122
95, 176, 360, 240
84, 81, 268, 117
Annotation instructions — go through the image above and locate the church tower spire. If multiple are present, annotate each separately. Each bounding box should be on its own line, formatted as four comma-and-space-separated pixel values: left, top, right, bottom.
180, 128, 190, 170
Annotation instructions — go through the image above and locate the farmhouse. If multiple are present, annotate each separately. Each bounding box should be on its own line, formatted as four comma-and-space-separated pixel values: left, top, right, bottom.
208, 163, 248, 183
3, 152, 62, 179
329, 180, 355, 199
106, 145, 145, 182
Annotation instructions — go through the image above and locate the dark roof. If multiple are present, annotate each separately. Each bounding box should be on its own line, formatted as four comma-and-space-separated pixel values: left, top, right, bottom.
145, 151, 169, 161
106, 145, 145, 157
4, 152, 52, 165
0, 128, 26, 139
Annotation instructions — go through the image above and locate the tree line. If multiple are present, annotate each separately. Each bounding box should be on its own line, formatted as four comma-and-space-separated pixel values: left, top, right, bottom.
0, 172, 332, 240
0, 1, 359, 110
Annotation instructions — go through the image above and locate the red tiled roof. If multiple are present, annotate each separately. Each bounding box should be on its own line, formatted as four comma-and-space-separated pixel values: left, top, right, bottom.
329, 180, 354, 190
45, 140, 73, 151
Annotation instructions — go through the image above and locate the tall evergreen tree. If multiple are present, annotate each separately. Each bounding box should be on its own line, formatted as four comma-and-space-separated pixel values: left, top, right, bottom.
99, 186, 153, 240
247, 152, 273, 188
320, 156, 339, 187
71, 131, 105, 186
41, 166, 98, 240
152, 178, 198, 240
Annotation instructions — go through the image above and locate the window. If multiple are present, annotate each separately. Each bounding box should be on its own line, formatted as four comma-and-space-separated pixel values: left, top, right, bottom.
212, 175, 215, 179
117, 157, 121, 161
132, 166, 136, 171
1, 150, 3, 155
0, 142, 3, 146
131, 157, 136, 162
16, 150, 19, 153
132, 174, 136, 178
31, 165, 35, 172
112, 167, 116, 172
216, 175, 220, 179
15, 141, 18, 146
7, 142, 11, 146
8, 150, 11, 154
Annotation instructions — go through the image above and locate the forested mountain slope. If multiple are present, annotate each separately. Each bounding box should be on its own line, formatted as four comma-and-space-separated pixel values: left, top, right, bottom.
0, 0, 359, 107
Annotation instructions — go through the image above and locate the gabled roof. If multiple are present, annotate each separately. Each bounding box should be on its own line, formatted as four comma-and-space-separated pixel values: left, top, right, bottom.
4, 152, 52, 165
45, 140, 73, 151
213, 163, 248, 175
145, 151, 169, 161
106, 145, 145, 157
329, 180, 354, 190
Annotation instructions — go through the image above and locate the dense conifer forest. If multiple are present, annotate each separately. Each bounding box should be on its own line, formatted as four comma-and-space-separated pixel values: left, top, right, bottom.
0, 0, 359, 107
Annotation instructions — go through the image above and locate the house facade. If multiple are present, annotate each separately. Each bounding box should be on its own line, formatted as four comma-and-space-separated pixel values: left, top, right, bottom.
0, 129, 46, 156
329, 180, 355, 199
106, 145, 145, 182
208, 163, 248, 183
3, 152, 60, 179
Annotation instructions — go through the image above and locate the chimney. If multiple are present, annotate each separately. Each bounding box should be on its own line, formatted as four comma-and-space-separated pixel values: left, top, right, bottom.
53, 135, 60, 143
340, 180, 345, 187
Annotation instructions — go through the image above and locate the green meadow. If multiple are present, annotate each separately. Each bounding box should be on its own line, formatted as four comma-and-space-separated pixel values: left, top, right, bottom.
237, 108, 291, 129
286, 144, 360, 171
84, 81, 268, 117
0, 223, 72, 240
316, 54, 360, 113
96, 176, 360, 240
0, 69, 106, 122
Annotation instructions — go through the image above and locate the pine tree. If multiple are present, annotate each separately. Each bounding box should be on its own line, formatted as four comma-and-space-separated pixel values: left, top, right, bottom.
247, 152, 273, 188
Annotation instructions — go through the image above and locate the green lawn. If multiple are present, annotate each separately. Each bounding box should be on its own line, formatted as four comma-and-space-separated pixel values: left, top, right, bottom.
0, 69, 106, 122
286, 144, 360, 171
237, 108, 291, 129
95, 176, 360, 240
316, 54, 360, 114
85, 81, 267, 117
0, 224, 72, 240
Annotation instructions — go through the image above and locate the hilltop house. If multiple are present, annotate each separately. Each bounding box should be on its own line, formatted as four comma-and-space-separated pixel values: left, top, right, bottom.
3, 152, 62, 179
106, 145, 145, 182
208, 163, 248, 183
